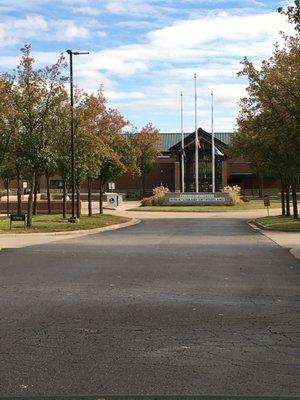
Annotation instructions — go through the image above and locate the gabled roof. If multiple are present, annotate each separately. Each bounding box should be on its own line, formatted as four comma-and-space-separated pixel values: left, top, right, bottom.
214, 132, 234, 145
123, 130, 234, 152
159, 132, 190, 152
169, 128, 229, 152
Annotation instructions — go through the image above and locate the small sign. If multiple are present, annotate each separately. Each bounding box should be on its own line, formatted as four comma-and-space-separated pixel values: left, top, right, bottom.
263, 194, 270, 216
263, 194, 270, 207
22, 182, 28, 189
10, 214, 27, 229
108, 182, 115, 190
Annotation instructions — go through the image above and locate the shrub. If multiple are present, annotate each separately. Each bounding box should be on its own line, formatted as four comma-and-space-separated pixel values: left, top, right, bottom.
153, 185, 169, 197
141, 185, 169, 206
141, 196, 154, 206
222, 185, 243, 205
153, 195, 165, 206
241, 196, 250, 202
153, 185, 169, 206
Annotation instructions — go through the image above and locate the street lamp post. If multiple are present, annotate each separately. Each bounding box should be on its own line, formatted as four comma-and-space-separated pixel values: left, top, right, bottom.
66, 50, 89, 223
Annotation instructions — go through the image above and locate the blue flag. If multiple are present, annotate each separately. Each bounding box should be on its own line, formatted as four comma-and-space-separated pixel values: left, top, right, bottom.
214, 146, 224, 156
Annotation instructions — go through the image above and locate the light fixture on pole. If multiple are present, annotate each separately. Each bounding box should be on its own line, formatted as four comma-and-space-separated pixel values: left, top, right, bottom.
66, 49, 89, 223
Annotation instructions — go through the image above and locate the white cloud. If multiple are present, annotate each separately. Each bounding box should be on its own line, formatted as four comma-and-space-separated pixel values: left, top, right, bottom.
0, 15, 92, 47
104, 89, 146, 101
74, 9, 292, 131
87, 11, 292, 76
73, 6, 102, 15
0, 3, 295, 131
0, 15, 48, 46
52, 20, 90, 39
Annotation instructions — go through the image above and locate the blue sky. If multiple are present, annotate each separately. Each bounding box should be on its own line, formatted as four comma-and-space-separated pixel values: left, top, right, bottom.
0, 0, 294, 133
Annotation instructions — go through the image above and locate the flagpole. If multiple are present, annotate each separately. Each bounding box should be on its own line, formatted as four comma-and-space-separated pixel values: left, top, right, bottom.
180, 91, 185, 193
194, 73, 199, 192
211, 91, 215, 192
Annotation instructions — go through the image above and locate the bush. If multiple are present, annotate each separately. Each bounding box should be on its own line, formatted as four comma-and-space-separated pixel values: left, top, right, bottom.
141, 196, 154, 206
153, 195, 165, 206
153, 185, 169, 197
153, 185, 169, 206
141, 185, 169, 206
222, 185, 243, 205
241, 196, 250, 202
0, 189, 9, 196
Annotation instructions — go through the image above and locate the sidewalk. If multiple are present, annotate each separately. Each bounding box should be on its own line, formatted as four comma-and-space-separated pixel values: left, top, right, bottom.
0, 218, 139, 249
105, 201, 282, 220
260, 230, 300, 260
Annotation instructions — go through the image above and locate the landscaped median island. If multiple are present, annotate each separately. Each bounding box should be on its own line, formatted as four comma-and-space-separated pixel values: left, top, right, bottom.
0, 214, 131, 234
255, 216, 300, 231
134, 185, 282, 212
131, 200, 281, 212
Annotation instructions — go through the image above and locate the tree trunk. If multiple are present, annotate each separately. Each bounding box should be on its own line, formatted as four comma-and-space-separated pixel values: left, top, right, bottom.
258, 175, 264, 198
76, 185, 81, 219
62, 179, 66, 219
285, 180, 290, 217
27, 172, 35, 228
88, 177, 92, 217
291, 178, 298, 219
46, 174, 51, 214
33, 175, 39, 215
99, 177, 103, 215
6, 179, 9, 216
141, 174, 146, 199
280, 177, 285, 216
17, 173, 22, 214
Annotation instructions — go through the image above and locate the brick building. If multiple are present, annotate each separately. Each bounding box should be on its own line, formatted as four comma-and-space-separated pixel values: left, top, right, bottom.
115, 129, 281, 197
1, 129, 281, 197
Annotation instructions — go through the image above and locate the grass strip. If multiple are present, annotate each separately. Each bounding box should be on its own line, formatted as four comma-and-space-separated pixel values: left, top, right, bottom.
131, 200, 281, 212
0, 214, 131, 234
255, 215, 300, 231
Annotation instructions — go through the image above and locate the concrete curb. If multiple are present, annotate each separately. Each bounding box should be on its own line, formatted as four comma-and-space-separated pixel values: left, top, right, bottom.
290, 247, 300, 260
0, 218, 141, 238
248, 221, 300, 261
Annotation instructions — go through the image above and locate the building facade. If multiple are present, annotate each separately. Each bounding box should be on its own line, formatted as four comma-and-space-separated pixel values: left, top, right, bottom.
115, 129, 281, 197
0, 129, 282, 197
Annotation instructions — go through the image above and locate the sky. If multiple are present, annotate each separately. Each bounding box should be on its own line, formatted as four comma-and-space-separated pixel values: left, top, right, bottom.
0, 0, 295, 133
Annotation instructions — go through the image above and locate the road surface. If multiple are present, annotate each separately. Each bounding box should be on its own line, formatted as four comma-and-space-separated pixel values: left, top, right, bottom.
0, 219, 299, 396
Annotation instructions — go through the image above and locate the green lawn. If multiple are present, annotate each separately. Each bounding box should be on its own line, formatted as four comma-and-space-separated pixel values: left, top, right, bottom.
0, 214, 131, 233
131, 200, 281, 212
255, 215, 300, 231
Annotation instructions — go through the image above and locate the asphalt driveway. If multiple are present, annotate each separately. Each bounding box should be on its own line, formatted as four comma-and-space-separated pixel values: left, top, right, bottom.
0, 219, 299, 396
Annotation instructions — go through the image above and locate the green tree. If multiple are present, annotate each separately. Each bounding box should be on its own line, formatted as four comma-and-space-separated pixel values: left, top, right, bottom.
11, 45, 66, 226
132, 123, 161, 198
278, 0, 300, 32
51, 87, 71, 218
230, 34, 300, 218
0, 154, 16, 215
85, 91, 131, 214
0, 76, 19, 167
73, 89, 108, 217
